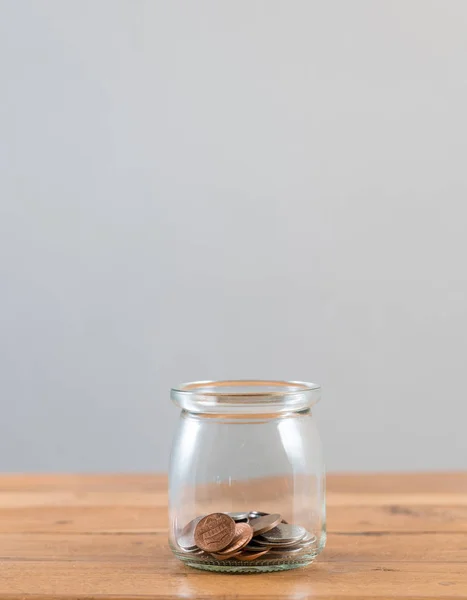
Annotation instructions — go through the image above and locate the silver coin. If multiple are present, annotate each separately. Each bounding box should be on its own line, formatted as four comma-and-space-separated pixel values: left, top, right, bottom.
253, 535, 304, 548
290, 531, 317, 548
301, 531, 316, 543
249, 510, 288, 524
177, 515, 204, 549
260, 524, 306, 544
225, 512, 249, 522
275, 531, 317, 550
248, 510, 268, 519
179, 545, 202, 554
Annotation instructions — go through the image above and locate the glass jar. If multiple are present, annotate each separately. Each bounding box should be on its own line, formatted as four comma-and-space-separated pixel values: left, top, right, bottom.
169, 380, 325, 573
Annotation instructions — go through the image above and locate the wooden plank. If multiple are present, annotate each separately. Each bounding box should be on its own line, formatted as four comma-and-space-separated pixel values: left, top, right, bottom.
0, 596, 459, 600
0, 490, 466, 512
0, 472, 465, 495
0, 474, 163, 493
0, 532, 466, 564
2, 490, 467, 509
328, 504, 467, 533
0, 597, 459, 600
328, 493, 467, 507
1, 503, 466, 534
327, 473, 467, 494
0, 506, 166, 533
324, 532, 467, 563
0, 560, 466, 598
0, 472, 467, 494
0, 491, 167, 508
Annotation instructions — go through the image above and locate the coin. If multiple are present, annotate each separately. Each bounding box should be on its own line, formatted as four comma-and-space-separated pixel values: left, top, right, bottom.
235, 549, 270, 561
215, 522, 253, 555
179, 545, 201, 554
284, 531, 317, 550
226, 512, 249, 522
178, 515, 204, 549
180, 510, 313, 564
211, 549, 243, 560
194, 513, 236, 552
244, 542, 273, 552
249, 513, 282, 536
249, 510, 288, 524
267, 546, 305, 555
259, 523, 306, 544
301, 532, 317, 546
253, 535, 304, 548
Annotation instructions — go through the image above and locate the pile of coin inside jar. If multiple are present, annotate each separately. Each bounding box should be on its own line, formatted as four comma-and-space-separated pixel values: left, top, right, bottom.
177, 511, 316, 561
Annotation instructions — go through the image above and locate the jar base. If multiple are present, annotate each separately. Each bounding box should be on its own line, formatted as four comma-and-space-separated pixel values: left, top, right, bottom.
183, 559, 315, 573
174, 549, 319, 574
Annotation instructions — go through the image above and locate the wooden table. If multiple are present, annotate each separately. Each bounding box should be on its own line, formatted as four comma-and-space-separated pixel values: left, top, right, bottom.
0, 473, 466, 599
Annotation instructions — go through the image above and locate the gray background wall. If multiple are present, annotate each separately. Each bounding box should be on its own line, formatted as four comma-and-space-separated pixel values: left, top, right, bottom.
1, 0, 466, 473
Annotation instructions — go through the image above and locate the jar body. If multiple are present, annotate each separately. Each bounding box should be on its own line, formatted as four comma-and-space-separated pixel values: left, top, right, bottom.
169, 402, 326, 572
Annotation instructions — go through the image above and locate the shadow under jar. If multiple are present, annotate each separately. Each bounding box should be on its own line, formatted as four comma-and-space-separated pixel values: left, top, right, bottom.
169, 380, 326, 573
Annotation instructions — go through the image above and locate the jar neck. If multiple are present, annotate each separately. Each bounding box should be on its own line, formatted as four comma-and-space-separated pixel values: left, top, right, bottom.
181, 408, 312, 424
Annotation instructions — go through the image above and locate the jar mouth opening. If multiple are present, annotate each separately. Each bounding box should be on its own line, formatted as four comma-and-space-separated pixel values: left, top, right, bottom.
171, 380, 321, 414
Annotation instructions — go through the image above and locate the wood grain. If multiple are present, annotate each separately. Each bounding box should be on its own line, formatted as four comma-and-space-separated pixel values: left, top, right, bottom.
0, 532, 466, 563
0, 473, 465, 599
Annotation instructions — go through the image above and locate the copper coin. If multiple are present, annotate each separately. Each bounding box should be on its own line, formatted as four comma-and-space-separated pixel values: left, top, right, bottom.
210, 549, 242, 560
267, 546, 305, 555
235, 549, 270, 561
216, 522, 253, 555
249, 513, 282, 536
194, 513, 236, 552
178, 515, 204, 549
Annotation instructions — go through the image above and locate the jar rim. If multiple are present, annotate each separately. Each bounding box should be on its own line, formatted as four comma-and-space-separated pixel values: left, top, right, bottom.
170, 380, 321, 414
